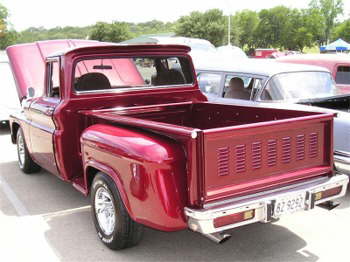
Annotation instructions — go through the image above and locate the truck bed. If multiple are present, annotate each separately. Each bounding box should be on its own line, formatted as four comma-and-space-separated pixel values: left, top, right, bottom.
104, 102, 323, 129
83, 102, 334, 206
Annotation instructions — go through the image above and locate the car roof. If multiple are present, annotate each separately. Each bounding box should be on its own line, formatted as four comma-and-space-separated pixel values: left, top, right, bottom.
195, 58, 329, 77
277, 54, 350, 64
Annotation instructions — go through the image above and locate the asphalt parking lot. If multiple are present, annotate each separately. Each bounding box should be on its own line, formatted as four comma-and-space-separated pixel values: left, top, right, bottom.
0, 124, 349, 262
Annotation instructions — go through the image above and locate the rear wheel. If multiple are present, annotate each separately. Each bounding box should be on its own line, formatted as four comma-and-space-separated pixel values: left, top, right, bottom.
16, 128, 41, 174
91, 172, 143, 250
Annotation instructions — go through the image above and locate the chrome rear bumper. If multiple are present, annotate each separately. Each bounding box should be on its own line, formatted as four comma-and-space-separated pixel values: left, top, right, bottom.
185, 175, 348, 235
334, 150, 350, 174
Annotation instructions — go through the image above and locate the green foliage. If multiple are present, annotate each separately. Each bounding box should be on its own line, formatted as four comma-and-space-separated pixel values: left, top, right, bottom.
254, 6, 292, 49
0, 3, 17, 49
90, 22, 131, 42
333, 19, 350, 42
128, 20, 176, 36
309, 0, 344, 43
175, 9, 226, 46
16, 26, 92, 43
302, 8, 325, 45
233, 10, 259, 49
228, 15, 241, 46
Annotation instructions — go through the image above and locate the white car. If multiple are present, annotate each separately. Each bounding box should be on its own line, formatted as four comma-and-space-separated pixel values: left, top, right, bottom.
0, 52, 20, 125
196, 59, 350, 175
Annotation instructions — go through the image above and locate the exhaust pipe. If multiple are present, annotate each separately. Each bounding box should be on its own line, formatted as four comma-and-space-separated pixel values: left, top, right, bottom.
317, 201, 340, 210
204, 232, 231, 244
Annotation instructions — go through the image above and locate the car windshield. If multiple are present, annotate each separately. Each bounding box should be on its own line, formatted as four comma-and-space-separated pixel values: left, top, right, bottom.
260, 71, 338, 101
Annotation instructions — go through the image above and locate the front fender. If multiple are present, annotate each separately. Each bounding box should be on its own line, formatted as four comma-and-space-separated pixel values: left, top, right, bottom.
81, 124, 188, 231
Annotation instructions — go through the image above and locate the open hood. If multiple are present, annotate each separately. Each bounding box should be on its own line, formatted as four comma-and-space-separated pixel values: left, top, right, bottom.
6, 39, 105, 101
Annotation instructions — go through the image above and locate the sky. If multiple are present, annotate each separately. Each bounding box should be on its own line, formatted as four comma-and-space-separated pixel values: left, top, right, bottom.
2, 0, 350, 31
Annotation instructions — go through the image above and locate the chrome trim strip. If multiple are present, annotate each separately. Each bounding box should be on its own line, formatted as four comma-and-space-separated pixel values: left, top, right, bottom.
334, 150, 350, 158
333, 151, 350, 174
185, 175, 348, 235
334, 155, 350, 165
74, 84, 196, 95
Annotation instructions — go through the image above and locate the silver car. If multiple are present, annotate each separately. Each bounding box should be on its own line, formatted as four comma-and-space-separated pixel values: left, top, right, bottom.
196, 59, 350, 175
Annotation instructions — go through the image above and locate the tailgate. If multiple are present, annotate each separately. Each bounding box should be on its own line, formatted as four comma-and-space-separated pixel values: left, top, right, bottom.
201, 114, 333, 204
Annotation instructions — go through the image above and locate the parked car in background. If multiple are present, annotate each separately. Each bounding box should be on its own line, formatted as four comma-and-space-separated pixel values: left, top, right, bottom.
216, 44, 247, 60
253, 48, 278, 58
122, 36, 248, 67
196, 59, 350, 175
6, 40, 348, 250
277, 54, 350, 93
0, 52, 20, 126
253, 48, 301, 59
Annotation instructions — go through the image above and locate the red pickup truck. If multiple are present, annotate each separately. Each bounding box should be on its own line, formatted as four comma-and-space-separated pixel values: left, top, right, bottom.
6, 40, 348, 250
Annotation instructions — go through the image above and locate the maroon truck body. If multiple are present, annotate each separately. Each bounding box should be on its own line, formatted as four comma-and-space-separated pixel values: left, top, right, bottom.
6, 40, 348, 248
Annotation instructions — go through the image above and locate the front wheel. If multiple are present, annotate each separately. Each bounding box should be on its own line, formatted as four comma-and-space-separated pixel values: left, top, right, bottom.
16, 128, 41, 174
91, 172, 143, 250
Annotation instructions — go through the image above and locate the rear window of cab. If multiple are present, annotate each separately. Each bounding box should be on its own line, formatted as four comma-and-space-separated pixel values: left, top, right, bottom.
73, 56, 194, 92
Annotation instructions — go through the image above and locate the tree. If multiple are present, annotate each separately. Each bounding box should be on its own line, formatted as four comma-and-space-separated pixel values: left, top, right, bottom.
302, 7, 325, 46
333, 19, 350, 42
129, 20, 176, 36
233, 10, 259, 49
309, 0, 343, 44
0, 3, 17, 49
284, 9, 314, 51
254, 6, 292, 49
175, 9, 226, 46
90, 22, 131, 43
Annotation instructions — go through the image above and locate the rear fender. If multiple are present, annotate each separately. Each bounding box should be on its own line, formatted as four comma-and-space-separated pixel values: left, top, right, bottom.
81, 124, 188, 231
84, 159, 133, 217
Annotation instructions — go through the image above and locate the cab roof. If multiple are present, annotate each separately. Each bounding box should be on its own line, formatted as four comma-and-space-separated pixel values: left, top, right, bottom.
50, 43, 191, 58
6, 39, 192, 100
195, 58, 329, 77
277, 54, 350, 64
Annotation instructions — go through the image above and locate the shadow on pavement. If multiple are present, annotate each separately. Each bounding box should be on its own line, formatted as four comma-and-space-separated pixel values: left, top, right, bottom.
44, 214, 318, 262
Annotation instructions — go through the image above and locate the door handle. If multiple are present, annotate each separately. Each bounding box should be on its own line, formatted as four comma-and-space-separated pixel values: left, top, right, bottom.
44, 107, 54, 115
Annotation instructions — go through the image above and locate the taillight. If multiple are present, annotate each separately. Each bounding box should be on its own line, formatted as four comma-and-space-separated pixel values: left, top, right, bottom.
214, 210, 255, 228
314, 186, 342, 201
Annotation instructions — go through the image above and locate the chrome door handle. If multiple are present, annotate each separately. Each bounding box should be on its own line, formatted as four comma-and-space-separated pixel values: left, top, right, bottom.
45, 107, 54, 115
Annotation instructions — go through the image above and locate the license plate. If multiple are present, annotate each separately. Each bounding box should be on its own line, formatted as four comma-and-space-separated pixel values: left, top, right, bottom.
273, 193, 306, 217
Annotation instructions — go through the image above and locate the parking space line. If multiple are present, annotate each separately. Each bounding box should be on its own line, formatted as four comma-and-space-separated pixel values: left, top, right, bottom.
42, 205, 91, 219
0, 175, 29, 216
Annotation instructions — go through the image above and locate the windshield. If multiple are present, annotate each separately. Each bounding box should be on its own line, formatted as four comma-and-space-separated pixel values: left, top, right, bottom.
260, 71, 337, 101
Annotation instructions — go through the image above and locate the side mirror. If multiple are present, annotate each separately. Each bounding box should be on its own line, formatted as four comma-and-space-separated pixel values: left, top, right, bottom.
28, 87, 35, 98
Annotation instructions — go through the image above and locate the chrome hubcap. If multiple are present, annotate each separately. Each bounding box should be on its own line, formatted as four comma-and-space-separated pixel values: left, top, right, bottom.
17, 133, 25, 168
94, 187, 116, 235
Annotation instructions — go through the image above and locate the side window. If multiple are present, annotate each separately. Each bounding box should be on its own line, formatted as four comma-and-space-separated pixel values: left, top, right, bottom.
223, 75, 254, 100
335, 66, 350, 85
197, 73, 221, 96
260, 79, 283, 101
260, 83, 273, 101
47, 60, 60, 97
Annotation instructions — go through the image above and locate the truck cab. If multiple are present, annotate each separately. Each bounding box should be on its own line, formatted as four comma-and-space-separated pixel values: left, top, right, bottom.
6, 40, 348, 250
